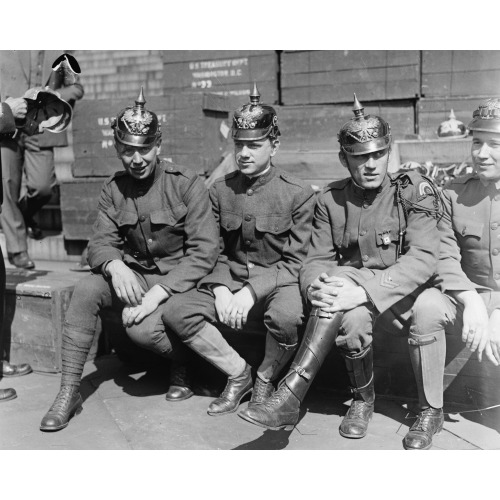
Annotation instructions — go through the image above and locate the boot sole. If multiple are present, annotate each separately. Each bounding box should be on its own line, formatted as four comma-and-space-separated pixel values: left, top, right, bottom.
2, 369, 33, 378
165, 390, 194, 402
207, 388, 252, 416
237, 411, 296, 432
402, 425, 443, 450
40, 405, 83, 432
0, 393, 18, 403
339, 428, 367, 439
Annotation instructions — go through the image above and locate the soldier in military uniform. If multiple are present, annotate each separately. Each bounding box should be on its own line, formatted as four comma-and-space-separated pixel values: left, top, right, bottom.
164, 86, 315, 417
240, 95, 446, 450
409, 98, 500, 419
39, 89, 219, 431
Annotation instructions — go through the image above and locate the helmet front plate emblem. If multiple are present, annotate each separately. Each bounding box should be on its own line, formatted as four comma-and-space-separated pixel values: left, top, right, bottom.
236, 106, 264, 129
348, 116, 381, 142
121, 108, 153, 135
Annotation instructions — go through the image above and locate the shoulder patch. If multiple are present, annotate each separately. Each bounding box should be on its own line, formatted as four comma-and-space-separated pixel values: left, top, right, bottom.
416, 180, 435, 201
325, 177, 350, 191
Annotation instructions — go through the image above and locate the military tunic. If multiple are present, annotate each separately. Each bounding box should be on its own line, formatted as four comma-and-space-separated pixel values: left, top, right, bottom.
165, 165, 316, 344
300, 171, 441, 353
65, 159, 219, 359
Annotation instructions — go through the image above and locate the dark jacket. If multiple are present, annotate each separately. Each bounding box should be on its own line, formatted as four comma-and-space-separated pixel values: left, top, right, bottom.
300, 171, 441, 314
88, 160, 219, 294
199, 165, 316, 301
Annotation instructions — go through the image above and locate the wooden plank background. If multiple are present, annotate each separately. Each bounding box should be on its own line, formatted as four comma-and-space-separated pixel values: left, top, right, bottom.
281, 50, 420, 105
162, 51, 279, 103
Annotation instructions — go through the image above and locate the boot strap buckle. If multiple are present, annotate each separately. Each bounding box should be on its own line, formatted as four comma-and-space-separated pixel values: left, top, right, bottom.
294, 365, 310, 381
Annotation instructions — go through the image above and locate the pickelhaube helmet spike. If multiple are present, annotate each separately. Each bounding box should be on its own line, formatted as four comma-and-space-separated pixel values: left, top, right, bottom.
437, 108, 467, 139
250, 83, 260, 105
468, 98, 500, 134
352, 93, 364, 118
231, 84, 280, 141
112, 87, 161, 146
135, 86, 146, 108
337, 94, 391, 155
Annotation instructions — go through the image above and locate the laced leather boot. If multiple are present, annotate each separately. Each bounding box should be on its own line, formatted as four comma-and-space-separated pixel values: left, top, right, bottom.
40, 385, 83, 432
165, 362, 194, 402
403, 407, 443, 450
246, 376, 274, 409
339, 385, 375, 439
339, 345, 375, 439
239, 309, 343, 431
207, 363, 253, 416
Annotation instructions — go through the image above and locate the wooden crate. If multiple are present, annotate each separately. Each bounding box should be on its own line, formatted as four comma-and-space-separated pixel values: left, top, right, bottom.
60, 178, 103, 240
281, 50, 420, 105
161, 50, 279, 103
71, 93, 229, 178
4, 269, 99, 373
421, 50, 500, 98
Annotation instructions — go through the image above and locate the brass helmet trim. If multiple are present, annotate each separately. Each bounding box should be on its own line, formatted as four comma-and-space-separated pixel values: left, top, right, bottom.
231, 83, 280, 142
468, 98, 500, 134
338, 93, 392, 156
112, 87, 161, 147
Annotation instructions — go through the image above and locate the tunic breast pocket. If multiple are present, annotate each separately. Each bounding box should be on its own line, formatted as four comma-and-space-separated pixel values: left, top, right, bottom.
220, 211, 243, 234
107, 208, 138, 237
255, 214, 293, 235
375, 226, 400, 267
452, 217, 484, 268
150, 203, 188, 228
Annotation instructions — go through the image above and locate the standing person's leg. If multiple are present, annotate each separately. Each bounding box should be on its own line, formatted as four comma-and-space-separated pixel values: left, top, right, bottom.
404, 287, 457, 450
19, 135, 56, 239
0, 245, 17, 402
40, 273, 117, 431
0, 138, 34, 269
163, 289, 252, 416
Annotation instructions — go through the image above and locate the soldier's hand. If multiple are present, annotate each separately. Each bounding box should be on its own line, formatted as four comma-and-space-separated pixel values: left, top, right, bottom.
5, 97, 27, 119
459, 293, 489, 359
107, 260, 144, 306
308, 273, 345, 308
320, 285, 369, 313
485, 310, 500, 366
213, 286, 233, 323
224, 285, 256, 330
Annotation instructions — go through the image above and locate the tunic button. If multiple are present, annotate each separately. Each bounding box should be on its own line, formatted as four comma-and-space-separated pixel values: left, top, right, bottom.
362, 255, 369, 262
245, 240, 251, 245
360, 230, 367, 236
362, 203, 369, 209
147, 239, 153, 245
140, 215, 146, 222
495, 273, 500, 280
493, 249, 499, 256
248, 262, 255, 269
247, 189, 254, 196
245, 215, 251, 221
491, 223, 498, 230
462, 227, 467, 235
154, 257, 160, 262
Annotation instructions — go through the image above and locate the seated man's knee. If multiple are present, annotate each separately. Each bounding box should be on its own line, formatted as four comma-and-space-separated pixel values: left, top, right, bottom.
411, 288, 451, 335
72, 274, 108, 303
265, 308, 302, 345
161, 293, 204, 341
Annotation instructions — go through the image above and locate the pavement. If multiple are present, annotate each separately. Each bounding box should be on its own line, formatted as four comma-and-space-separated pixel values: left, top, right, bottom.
1, 351, 500, 450
1, 259, 500, 451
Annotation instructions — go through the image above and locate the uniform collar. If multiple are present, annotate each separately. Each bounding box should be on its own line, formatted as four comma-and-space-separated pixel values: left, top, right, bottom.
241, 164, 276, 187
351, 172, 391, 199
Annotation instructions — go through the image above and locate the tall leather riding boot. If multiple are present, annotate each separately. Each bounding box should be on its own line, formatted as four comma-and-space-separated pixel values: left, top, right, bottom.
339, 345, 375, 439
184, 323, 252, 416
244, 334, 297, 410
239, 309, 343, 431
404, 330, 446, 450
